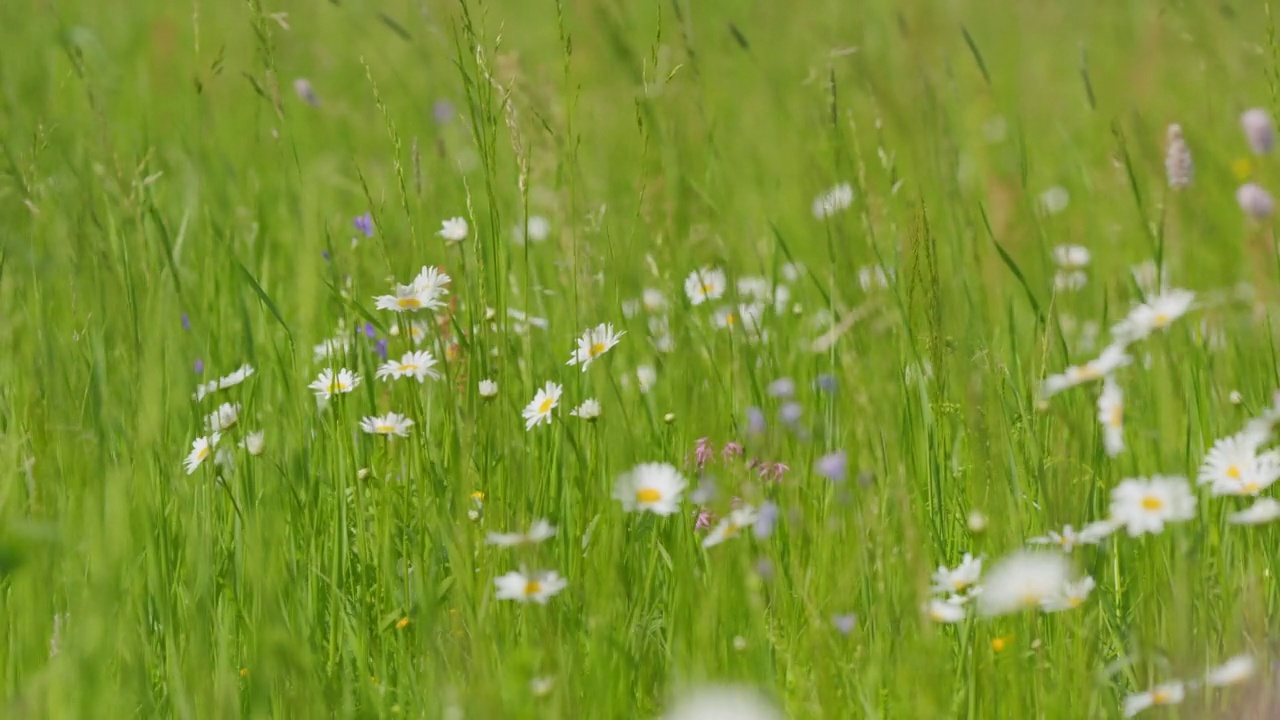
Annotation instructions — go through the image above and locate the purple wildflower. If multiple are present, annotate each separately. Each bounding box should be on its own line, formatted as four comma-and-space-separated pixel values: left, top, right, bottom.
181, 313, 191, 332
747, 407, 766, 435
293, 78, 319, 106
353, 212, 374, 238
767, 377, 795, 398
758, 463, 789, 482
754, 501, 779, 539
831, 614, 856, 635
433, 99, 456, 124
779, 401, 802, 426
816, 450, 848, 482
721, 442, 743, 461
193, 359, 204, 375
692, 437, 715, 470
694, 507, 714, 531
755, 558, 775, 581
321, 250, 331, 262
374, 339, 389, 360
816, 374, 837, 393
363, 323, 376, 340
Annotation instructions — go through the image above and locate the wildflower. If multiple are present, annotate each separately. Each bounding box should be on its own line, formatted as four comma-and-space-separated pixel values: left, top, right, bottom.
1165, 124, 1193, 189
1199, 429, 1279, 496
478, 379, 498, 399
1040, 344, 1131, 398
389, 320, 431, 346
967, 510, 987, 533
1228, 497, 1280, 525
359, 412, 414, 438
642, 288, 667, 312
570, 399, 601, 421
193, 359, 204, 374
702, 506, 758, 548
1110, 476, 1197, 537
522, 381, 562, 430
779, 402, 802, 427
811, 182, 854, 219
831, 613, 856, 634
240, 431, 265, 456
1052, 244, 1091, 269
1029, 524, 1104, 552
1123, 682, 1185, 718
432, 99, 455, 124
926, 598, 967, 624
1038, 186, 1070, 214
309, 368, 361, 400
395, 617, 410, 630
1111, 289, 1196, 344
373, 266, 451, 313
661, 685, 783, 720
816, 374, 838, 393
494, 569, 567, 604
194, 363, 256, 401
614, 462, 687, 516
1242, 108, 1275, 154
312, 336, 352, 363
930, 553, 983, 594
1054, 270, 1087, 292
766, 377, 795, 398
376, 350, 441, 383
1205, 655, 1256, 687
746, 407, 766, 435
353, 212, 374, 238
815, 451, 848, 482
721, 442, 743, 461
513, 215, 550, 244
636, 365, 657, 394
1041, 575, 1096, 612
683, 267, 727, 306
693, 507, 714, 531
976, 550, 1071, 617
753, 501, 779, 539
1098, 376, 1125, 456
438, 217, 468, 243
205, 402, 241, 433
530, 676, 555, 697
486, 519, 557, 547
567, 323, 625, 370
293, 78, 319, 106
857, 264, 892, 292
184, 433, 220, 474
1237, 183, 1276, 220
692, 438, 715, 470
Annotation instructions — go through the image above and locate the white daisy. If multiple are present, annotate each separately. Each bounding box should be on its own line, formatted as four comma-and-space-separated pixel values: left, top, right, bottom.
1110, 476, 1197, 537
512, 215, 550, 244
684, 267, 727, 306
1040, 344, 1131, 398
494, 569, 567, 604
184, 433, 221, 475
1199, 429, 1279, 496
478, 379, 499, 399
1054, 269, 1088, 292
1123, 682, 1184, 718
636, 365, 657, 394
614, 462, 687, 516
930, 553, 983, 595
1098, 376, 1125, 456
312, 336, 352, 362
204, 402, 241, 433
1041, 575, 1095, 612
438, 217, 468, 242
376, 350, 441, 383
240, 430, 265, 456
308, 368, 362, 400
811, 182, 854, 219
411, 265, 452, 299
522, 381, 562, 430
702, 506, 758, 548
1205, 655, 1256, 687
641, 288, 668, 312
926, 598, 967, 624
1228, 497, 1280, 525
976, 551, 1072, 617
359, 412, 414, 437
662, 685, 782, 720
389, 319, 431, 346
1111, 288, 1196, 343
486, 519, 557, 547
194, 363, 256, 401
1052, 244, 1091, 269
1029, 525, 1084, 552
373, 283, 437, 313
570, 398, 601, 421
1079, 519, 1119, 544
567, 323, 625, 370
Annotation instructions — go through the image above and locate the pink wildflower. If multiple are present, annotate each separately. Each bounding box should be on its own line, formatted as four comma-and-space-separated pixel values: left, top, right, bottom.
721, 442, 744, 461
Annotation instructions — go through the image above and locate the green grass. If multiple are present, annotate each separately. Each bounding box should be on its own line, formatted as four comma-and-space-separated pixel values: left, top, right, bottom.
3, 0, 1280, 717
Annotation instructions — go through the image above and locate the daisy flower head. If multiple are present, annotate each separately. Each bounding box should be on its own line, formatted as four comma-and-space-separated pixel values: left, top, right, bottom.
359, 412, 414, 438
1110, 476, 1196, 537
512, 215, 550, 244
930, 553, 983, 595
857, 264, 892, 292
309, 368, 362, 400
1052, 244, 1091, 270
926, 598, 967, 624
1041, 575, 1096, 612
494, 569, 567, 604
240, 430, 265, 456
702, 506, 759, 548
374, 283, 437, 314
412, 265, 452, 300
184, 433, 221, 475
811, 182, 854, 219
1029, 525, 1082, 552
486, 519, 557, 547
977, 550, 1072, 617
312, 336, 352, 363
1040, 343, 1131, 399
570, 398, 601, 421
614, 462, 687, 516
1205, 655, 1256, 688
376, 350, 441, 383
194, 363, 255, 401
567, 323, 625, 370
684, 266, 727, 306
1228, 497, 1280, 525
204, 402, 241, 433
1123, 682, 1184, 718
438, 216, 468, 243
662, 685, 783, 720
636, 365, 657, 394
642, 288, 668, 312
478, 379, 499, 399
522, 381, 562, 430
1199, 429, 1279, 496
1111, 288, 1196, 344
1098, 376, 1125, 456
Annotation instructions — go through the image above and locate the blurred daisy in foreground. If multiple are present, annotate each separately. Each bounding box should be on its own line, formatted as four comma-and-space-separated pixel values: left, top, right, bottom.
438, 217, 468, 243
811, 182, 854, 219
494, 569, 567, 604
926, 598, 967, 624
1199, 429, 1280, 496
184, 433, 221, 475
702, 506, 758, 548
1040, 344, 1131, 399
1228, 498, 1280, 525
1110, 476, 1196, 537
1205, 655, 1256, 687
614, 462, 687, 516
194, 363, 255, 401
570, 399, 601, 421
662, 685, 782, 720
1029, 521, 1115, 552
931, 553, 983, 595
205, 402, 241, 433
309, 368, 362, 400
1038, 186, 1070, 214
977, 551, 1072, 617
684, 267, 727, 306
486, 519, 556, 547
1111, 289, 1195, 344
567, 323, 625, 370
1123, 682, 1184, 718
1041, 575, 1095, 612
478, 379, 498, 399
512, 215, 550, 244
240, 431, 265, 456
376, 350, 441, 383
359, 412, 414, 438
1052, 244, 1090, 270
522, 381, 562, 430
1097, 376, 1125, 456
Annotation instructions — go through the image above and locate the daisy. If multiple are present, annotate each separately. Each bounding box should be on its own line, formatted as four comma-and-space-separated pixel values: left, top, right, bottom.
1040, 344, 1131, 398
389, 319, 431, 346
522, 381, 562, 430
1228, 497, 1280, 525
240, 430, 265, 456
308, 368, 362, 400
926, 598, 967, 624
1199, 429, 1279, 496
438, 217, 468, 242
494, 569, 567, 604
478, 379, 498, 399
184, 433, 221, 475
567, 323, 625, 370
684, 267, 727, 306
613, 462, 687, 516
1110, 476, 1197, 537
1041, 575, 1095, 612
312, 336, 352, 362
1205, 655, 1256, 687
512, 215, 550, 244
636, 365, 657, 394
194, 363, 256, 401
412, 265, 452, 299
702, 506, 759, 548
1098, 376, 1125, 456
641, 288, 667, 312
1079, 519, 1119, 544
930, 553, 983, 594
976, 551, 1071, 617
570, 399, 601, 420
662, 685, 783, 720
811, 182, 854, 219
857, 264, 892, 292
486, 519, 557, 547
1054, 270, 1087, 292
1123, 682, 1185, 718
1052, 244, 1091, 269
359, 412, 414, 437
376, 350, 441, 383
1029, 525, 1084, 552
204, 402, 241, 433
1111, 288, 1196, 343
373, 283, 437, 313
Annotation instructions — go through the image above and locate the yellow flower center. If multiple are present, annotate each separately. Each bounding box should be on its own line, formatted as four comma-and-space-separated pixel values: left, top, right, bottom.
1245, 481, 1260, 493
399, 363, 418, 372
991, 636, 1009, 652
589, 342, 607, 357
396, 617, 410, 629
636, 487, 662, 503
1152, 690, 1169, 704
1227, 465, 1241, 479
397, 297, 422, 309
375, 424, 395, 434
1141, 495, 1164, 511
1108, 405, 1123, 427
952, 578, 968, 590
196, 446, 210, 461
1070, 365, 1101, 381
1153, 312, 1170, 327
524, 580, 541, 596
701, 282, 715, 295
537, 397, 554, 414
1068, 596, 1083, 608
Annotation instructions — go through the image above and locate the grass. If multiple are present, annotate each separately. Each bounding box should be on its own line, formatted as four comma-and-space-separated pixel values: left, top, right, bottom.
3, 0, 1280, 717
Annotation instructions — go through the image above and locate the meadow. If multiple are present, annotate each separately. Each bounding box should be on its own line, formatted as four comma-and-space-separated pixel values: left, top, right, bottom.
4, 0, 1280, 717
